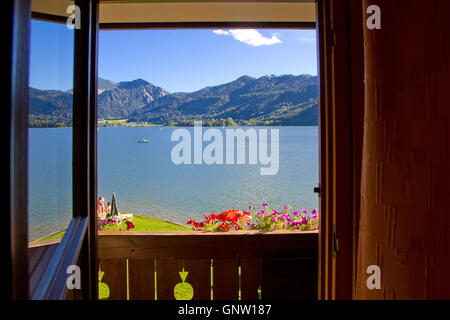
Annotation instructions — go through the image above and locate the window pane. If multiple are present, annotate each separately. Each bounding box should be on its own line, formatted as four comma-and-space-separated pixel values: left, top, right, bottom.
97, 29, 318, 232
28, 13, 74, 244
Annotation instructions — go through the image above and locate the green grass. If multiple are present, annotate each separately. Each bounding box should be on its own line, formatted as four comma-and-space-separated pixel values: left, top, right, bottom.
128, 215, 191, 232
33, 214, 191, 243
37, 229, 67, 242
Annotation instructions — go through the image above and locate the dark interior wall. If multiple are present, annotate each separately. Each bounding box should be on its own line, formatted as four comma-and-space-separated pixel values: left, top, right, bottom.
357, 0, 450, 299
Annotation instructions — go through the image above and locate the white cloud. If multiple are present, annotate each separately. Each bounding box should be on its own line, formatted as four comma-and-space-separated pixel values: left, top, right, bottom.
212, 29, 282, 46
213, 29, 230, 35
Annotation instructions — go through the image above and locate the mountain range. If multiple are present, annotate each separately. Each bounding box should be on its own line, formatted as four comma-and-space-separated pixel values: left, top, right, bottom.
28, 74, 318, 127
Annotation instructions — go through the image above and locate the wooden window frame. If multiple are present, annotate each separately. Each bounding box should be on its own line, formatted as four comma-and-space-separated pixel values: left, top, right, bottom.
33, 0, 99, 300
8, 0, 99, 300
8, 0, 364, 300
8, 0, 32, 300
316, 0, 364, 300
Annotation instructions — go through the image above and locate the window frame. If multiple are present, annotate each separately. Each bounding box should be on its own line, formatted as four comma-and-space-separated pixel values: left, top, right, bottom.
10, 0, 99, 300
9, 0, 363, 300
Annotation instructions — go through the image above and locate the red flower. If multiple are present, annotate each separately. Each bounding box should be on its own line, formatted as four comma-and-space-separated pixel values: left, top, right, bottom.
217, 209, 250, 222
186, 209, 250, 231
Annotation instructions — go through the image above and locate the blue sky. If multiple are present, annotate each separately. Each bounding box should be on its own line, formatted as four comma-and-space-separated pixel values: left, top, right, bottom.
29, 20, 317, 93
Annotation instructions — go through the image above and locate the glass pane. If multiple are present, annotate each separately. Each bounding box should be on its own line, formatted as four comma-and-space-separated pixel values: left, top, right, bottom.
28, 9, 74, 244
97, 29, 318, 233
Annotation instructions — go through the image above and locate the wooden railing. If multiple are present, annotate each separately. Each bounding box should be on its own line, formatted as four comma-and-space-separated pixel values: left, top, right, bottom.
98, 230, 318, 300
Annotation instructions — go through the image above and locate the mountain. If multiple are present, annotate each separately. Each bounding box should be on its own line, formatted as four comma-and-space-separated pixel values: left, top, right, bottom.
98, 79, 168, 119
128, 74, 318, 126
98, 78, 118, 93
66, 77, 118, 94
28, 75, 318, 127
29, 87, 73, 127
29, 78, 168, 127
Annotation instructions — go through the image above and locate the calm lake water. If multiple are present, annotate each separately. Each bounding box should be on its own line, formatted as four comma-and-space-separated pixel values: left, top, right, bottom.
28, 126, 318, 241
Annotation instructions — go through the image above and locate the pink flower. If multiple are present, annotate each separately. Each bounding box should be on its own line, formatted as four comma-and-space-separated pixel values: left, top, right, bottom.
262, 203, 268, 207
118, 228, 122, 231
283, 205, 288, 210
125, 220, 135, 230
292, 210, 299, 216
302, 209, 308, 214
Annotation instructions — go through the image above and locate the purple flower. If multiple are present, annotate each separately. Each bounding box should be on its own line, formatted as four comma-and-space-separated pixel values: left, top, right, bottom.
249, 205, 253, 210
272, 226, 276, 230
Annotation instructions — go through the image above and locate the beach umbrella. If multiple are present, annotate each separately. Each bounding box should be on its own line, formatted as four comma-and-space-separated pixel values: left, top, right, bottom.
110, 192, 119, 217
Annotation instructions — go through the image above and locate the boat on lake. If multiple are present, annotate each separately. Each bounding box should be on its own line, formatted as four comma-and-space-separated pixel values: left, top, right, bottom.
138, 138, 149, 144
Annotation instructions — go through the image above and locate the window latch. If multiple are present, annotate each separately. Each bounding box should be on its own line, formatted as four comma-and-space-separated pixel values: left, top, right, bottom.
333, 225, 339, 257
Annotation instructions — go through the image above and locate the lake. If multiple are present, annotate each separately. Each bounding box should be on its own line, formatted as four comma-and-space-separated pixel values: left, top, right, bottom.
28, 126, 319, 241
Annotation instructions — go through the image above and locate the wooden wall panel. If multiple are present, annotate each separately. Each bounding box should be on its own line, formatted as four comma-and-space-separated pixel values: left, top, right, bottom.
128, 259, 155, 300
156, 258, 181, 300
358, 0, 450, 299
99, 259, 127, 300
240, 258, 261, 300
184, 259, 211, 300
262, 258, 317, 300
213, 258, 239, 300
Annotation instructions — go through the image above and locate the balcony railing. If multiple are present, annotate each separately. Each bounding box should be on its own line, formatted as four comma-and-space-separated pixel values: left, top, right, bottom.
29, 230, 318, 300
97, 230, 318, 300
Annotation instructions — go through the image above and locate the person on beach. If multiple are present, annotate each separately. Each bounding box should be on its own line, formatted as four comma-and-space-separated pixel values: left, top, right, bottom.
106, 202, 111, 215
97, 197, 107, 219
97, 197, 104, 214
